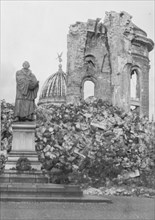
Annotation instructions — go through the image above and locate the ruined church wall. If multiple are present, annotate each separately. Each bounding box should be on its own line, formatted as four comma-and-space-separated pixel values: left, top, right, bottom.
66, 20, 112, 104
104, 11, 134, 111
66, 11, 154, 116
66, 22, 87, 104
84, 30, 111, 101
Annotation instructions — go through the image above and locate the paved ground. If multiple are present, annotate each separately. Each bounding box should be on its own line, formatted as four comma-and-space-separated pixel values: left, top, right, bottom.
0, 196, 155, 220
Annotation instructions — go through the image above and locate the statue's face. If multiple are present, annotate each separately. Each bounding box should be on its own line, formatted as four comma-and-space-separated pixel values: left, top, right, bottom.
22, 61, 30, 69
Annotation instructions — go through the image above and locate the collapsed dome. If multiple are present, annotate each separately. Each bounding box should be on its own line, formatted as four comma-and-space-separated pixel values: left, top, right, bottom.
38, 64, 66, 106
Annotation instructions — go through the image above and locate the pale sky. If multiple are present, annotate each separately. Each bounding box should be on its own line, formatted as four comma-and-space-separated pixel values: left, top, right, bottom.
1, 0, 154, 119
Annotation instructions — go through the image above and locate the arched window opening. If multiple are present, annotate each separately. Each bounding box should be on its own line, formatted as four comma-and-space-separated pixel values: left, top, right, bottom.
130, 69, 140, 112
84, 80, 95, 100
130, 70, 140, 99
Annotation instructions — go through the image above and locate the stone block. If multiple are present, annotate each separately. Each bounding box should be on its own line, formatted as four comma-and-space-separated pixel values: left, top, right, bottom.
11, 122, 36, 152
5, 122, 41, 170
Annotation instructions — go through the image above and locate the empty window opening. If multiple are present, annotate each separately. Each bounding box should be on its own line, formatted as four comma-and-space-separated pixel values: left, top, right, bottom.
130, 70, 140, 100
84, 81, 95, 100
130, 69, 140, 112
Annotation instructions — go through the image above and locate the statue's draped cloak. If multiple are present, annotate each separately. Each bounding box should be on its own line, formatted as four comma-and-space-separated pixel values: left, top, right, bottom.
14, 69, 39, 118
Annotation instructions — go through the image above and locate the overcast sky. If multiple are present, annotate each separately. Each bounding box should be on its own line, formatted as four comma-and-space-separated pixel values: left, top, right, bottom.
1, 0, 154, 119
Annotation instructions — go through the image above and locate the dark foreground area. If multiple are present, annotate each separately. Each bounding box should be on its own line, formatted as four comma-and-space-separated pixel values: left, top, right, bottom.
0, 196, 154, 220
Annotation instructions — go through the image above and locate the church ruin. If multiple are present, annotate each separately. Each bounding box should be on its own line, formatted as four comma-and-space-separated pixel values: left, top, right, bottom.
39, 11, 154, 117
66, 11, 154, 116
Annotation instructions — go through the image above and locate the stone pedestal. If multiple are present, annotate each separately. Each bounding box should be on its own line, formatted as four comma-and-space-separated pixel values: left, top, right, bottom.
5, 122, 41, 170
1, 122, 85, 201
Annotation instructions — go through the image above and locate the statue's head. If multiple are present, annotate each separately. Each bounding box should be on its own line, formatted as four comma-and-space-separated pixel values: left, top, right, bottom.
22, 61, 30, 69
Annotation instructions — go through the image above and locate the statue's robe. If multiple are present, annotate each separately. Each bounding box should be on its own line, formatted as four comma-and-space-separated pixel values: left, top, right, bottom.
14, 69, 39, 119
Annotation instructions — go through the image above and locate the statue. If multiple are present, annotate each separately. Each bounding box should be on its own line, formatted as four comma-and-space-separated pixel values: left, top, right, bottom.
14, 61, 39, 121
57, 52, 63, 63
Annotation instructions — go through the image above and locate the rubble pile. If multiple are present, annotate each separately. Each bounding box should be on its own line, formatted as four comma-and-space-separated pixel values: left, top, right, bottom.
35, 97, 155, 187
0, 100, 14, 172
84, 186, 155, 198
1, 98, 155, 188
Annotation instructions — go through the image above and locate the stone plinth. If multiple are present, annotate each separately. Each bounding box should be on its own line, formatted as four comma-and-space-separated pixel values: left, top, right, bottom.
0, 170, 85, 201
0, 170, 48, 184
0, 182, 86, 202
12, 122, 36, 151
5, 122, 41, 170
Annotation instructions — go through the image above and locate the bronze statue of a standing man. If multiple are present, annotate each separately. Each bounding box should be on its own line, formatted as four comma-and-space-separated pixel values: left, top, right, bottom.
14, 61, 39, 121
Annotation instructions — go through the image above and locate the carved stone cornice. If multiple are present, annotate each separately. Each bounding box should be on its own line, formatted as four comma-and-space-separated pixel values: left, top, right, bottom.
132, 36, 154, 52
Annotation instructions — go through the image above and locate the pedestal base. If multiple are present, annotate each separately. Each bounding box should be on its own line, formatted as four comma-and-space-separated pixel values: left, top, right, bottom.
0, 170, 84, 200
0, 182, 84, 201
0, 170, 48, 183
5, 122, 41, 170
5, 151, 41, 170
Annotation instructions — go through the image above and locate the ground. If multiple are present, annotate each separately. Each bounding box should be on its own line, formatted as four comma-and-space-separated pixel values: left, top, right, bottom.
1, 196, 154, 220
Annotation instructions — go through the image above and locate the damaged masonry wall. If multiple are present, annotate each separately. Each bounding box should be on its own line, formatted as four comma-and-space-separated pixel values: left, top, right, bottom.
66, 11, 154, 116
